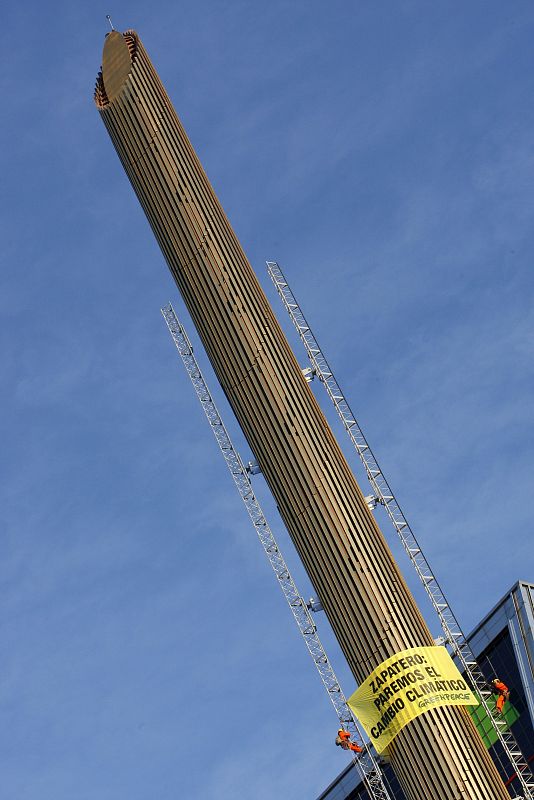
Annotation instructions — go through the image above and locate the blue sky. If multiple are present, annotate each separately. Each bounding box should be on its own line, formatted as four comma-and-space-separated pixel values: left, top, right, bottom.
2, 2, 534, 798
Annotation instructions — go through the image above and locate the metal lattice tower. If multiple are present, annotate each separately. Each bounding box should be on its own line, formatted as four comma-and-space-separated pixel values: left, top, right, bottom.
266, 260, 534, 800
161, 302, 393, 800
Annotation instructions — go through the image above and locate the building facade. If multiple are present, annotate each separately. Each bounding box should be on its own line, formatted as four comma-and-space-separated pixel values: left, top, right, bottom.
318, 581, 534, 800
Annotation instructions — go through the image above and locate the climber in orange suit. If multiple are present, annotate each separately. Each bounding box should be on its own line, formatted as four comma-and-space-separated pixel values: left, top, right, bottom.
335, 728, 362, 753
490, 679, 510, 714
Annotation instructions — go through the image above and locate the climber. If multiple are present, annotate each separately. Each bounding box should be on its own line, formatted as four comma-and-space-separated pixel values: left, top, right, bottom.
335, 728, 362, 753
489, 678, 510, 714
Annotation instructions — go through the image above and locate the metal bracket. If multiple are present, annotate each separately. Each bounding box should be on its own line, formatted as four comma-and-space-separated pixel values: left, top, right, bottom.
307, 597, 324, 613
245, 460, 261, 475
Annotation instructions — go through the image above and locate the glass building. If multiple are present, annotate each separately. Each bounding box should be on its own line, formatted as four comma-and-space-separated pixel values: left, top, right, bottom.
317, 581, 534, 800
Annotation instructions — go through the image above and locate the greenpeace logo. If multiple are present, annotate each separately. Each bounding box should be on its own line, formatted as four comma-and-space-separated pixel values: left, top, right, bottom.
418, 692, 471, 709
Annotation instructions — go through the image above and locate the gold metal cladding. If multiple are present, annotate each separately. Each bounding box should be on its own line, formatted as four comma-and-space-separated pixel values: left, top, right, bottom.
95, 30, 138, 109
102, 31, 133, 102
94, 30, 511, 800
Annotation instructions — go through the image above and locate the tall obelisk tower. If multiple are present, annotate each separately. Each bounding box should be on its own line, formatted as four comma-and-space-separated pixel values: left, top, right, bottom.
94, 30, 509, 800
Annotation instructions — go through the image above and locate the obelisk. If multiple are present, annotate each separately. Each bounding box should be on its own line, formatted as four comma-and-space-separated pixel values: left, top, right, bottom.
94, 29, 509, 800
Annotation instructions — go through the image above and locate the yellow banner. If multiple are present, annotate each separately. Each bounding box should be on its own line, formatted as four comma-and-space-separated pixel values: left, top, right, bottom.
347, 646, 478, 753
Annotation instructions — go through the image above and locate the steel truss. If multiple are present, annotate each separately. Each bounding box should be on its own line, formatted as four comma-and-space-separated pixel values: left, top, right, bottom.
266, 261, 534, 800
161, 303, 392, 800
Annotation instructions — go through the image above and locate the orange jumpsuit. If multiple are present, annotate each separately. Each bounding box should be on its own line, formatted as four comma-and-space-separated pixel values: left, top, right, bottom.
336, 729, 362, 753
491, 680, 510, 714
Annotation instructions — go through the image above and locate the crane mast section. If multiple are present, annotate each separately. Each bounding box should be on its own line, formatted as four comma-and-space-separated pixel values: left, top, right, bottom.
266, 259, 534, 798
161, 303, 392, 800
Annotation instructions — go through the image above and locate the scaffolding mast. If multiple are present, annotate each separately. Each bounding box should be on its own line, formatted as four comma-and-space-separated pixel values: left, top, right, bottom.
161, 302, 393, 800
266, 260, 534, 800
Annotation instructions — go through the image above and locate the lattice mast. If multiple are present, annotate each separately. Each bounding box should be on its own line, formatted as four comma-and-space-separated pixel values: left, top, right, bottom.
161, 303, 392, 800
267, 260, 534, 799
